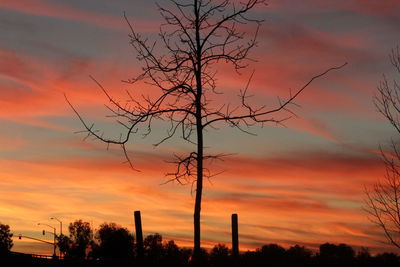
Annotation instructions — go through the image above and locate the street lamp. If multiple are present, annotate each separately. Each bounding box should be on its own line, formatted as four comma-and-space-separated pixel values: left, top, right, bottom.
38, 223, 57, 258
50, 217, 63, 258
50, 217, 62, 236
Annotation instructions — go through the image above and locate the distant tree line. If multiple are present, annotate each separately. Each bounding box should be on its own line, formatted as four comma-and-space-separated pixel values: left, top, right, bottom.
1, 221, 400, 266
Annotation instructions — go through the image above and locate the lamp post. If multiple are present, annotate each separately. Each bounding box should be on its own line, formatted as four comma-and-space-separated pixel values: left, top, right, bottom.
50, 217, 63, 258
38, 223, 57, 258
50, 217, 62, 236
50, 217, 62, 235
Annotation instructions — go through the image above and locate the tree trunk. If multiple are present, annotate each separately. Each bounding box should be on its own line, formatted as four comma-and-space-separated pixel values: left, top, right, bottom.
193, 0, 203, 262
194, 127, 203, 261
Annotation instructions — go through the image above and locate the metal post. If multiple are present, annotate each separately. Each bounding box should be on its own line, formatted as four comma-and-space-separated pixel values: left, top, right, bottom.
134, 210, 144, 262
231, 213, 239, 258
50, 217, 62, 258
51, 217, 62, 236
53, 228, 56, 258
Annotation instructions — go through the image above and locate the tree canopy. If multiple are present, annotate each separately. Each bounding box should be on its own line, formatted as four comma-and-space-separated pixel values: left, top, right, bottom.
0, 223, 13, 254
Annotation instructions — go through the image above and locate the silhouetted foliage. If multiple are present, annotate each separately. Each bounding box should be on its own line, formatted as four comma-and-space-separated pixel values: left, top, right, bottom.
318, 243, 355, 267
56, 234, 72, 258
0, 223, 13, 254
163, 240, 190, 266
286, 245, 313, 267
374, 252, 400, 267
91, 222, 134, 262
356, 247, 374, 267
260, 243, 287, 265
366, 46, 400, 250
319, 243, 355, 259
56, 220, 93, 260
143, 233, 163, 264
209, 243, 231, 267
3, 230, 400, 267
141, 234, 192, 266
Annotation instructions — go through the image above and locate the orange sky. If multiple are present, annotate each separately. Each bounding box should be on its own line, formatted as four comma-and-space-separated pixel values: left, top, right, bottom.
1, 0, 400, 256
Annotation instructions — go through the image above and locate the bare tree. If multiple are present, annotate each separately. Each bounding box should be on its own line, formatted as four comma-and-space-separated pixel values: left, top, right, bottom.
365, 46, 400, 249
66, 0, 346, 259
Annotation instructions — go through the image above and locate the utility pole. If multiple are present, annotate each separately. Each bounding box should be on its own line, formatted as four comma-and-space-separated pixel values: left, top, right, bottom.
51, 217, 63, 258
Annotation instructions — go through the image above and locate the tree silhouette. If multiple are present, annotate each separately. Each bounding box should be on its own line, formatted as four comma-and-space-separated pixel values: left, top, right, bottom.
286, 245, 312, 267
374, 252, 400, 267
318, 243, 355, 267
143, 233, 164, 265
356, 247, 373, 267
0, 223, 13, 254
142, 235, 192, 266
209, 243, 231, 267
92, 222, 134, 262
59, 220, 93, 260
260, 243, 286, 266
56, 233, 72, 258
365, 46, 400, 249
67, 0, 346, 259
319, 243, 354, 259
163, 240, 190, 266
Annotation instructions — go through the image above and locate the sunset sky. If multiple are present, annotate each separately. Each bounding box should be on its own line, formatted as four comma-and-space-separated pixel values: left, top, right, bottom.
1, 0, 400, 256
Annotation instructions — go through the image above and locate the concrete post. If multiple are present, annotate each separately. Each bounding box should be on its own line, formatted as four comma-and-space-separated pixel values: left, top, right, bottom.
134, 210, 144, 263
231, 213, 239, 258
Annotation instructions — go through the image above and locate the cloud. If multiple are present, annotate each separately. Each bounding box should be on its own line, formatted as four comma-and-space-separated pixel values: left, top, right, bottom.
0, 135, 391, 255
0, 0, 159, 32
0, 0, 398, 256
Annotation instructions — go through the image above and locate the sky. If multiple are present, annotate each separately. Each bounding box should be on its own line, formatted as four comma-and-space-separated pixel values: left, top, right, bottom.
1, 0, 400, 256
